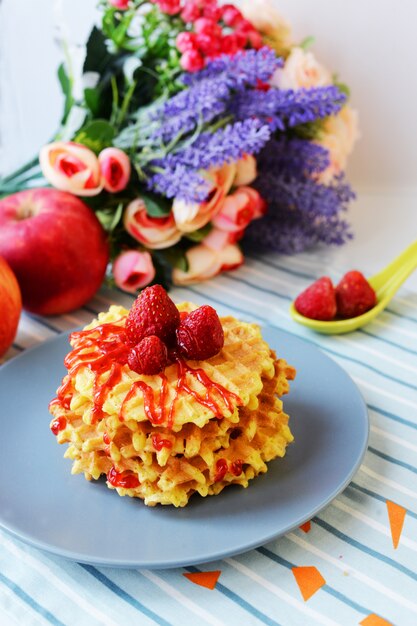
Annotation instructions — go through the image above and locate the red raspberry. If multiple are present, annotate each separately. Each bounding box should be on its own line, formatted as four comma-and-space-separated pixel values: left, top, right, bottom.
125, 284, 180, 345
176, 31, 197, 52
221, 33, 240, 55
335, 271, 376, 318
196, 32, 222, 55
294, 277, 337, 321
176, 305, 224, 360
180, 48, 206, 72
221, 4, 243, 27
194, 17, 222, 37
247, 30, 263, 49
180, 0, 201, 22
127, 335, 168, 375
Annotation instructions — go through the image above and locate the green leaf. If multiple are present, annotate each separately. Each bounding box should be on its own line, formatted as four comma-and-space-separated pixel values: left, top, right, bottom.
57, 63, 74, 125
185, 224, 212, 243
299, 36, 315, 50
95, 202, 124, 232
74, 120, 116, 153
83, 26, 112, 75
161, 247, 189, 272
84, 87, 101, 116
140, 192, 172, 217
334, 81, 351, 98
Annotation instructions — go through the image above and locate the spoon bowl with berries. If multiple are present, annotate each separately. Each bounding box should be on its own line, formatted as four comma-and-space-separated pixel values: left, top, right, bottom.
290, 239, 417, 334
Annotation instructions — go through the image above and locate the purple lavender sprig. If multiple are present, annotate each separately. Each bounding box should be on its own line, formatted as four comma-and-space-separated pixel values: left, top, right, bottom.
146, 119, 271, 200
149, 78, 231, 143
231, 85, 347, 131
182, 47, 282, 89
244, 138, 355, 253
147, 166, 210, 204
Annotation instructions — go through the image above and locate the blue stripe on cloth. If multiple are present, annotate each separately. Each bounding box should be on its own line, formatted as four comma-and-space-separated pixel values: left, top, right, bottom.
80, 565, 171, 626
256, 547, 369, 616
314, 518, 417, 581
368, 404, 417, 430
360, 329, 417, 355
0, 570, 65, 626
348, 482, 417, 520
184, 566, 281, 626
222, 273, 291, 302
368, 446, 417, 475
245, 254, 316, 281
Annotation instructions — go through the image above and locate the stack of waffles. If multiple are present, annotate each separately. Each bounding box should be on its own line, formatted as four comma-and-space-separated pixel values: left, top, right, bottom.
49, 303, 295, 507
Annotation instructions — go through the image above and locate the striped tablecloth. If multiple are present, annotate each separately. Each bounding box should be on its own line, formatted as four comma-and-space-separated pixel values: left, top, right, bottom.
2, 249, 416, 626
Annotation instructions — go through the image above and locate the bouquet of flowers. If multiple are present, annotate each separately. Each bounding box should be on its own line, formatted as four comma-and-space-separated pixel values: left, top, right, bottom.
0, 0, 359, 292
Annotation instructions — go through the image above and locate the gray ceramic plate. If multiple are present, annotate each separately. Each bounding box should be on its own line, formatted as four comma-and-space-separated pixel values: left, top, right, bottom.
0, 326, 369, 569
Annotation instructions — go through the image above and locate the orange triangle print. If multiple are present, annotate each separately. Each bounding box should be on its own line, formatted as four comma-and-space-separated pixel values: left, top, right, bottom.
299, 521, 311, 533
183, 570, 221, 590
360, 613, 393, 626
386, 500, 407, 549
292, 566, 326, 601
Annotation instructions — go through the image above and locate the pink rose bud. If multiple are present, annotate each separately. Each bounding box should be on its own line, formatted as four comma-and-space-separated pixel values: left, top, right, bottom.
212, 189, 254, 233
98, 147, 131, 193
109, 0, 129, 8
113, 250, 155, 293
39, 142, 103, 197
234, 154, 258, 186
180, 49, 206, 72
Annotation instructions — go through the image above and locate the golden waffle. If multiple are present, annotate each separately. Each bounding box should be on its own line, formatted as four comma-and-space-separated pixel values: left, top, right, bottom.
55, 304, 275, 432
51, 353, 295, 507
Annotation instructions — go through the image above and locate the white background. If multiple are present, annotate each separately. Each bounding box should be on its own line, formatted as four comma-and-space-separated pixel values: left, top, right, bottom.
1, 0, 416, 287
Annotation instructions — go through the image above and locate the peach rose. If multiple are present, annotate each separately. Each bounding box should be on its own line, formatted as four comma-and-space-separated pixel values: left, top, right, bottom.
240, 0, 293, 52
234, 155, 257, 187
113, 250, 155, 293
316, 106, 360, 183
172, 243, 244, 285
172, 162, 236, 233
203, 228, 244, 252
98, 147, 131, 193
124, 199, 182, 249
271, 47, 332, 90
39, 142, 103, 197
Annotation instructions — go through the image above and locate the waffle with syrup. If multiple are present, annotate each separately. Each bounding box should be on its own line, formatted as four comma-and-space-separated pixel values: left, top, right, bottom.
49, 302, 295, 507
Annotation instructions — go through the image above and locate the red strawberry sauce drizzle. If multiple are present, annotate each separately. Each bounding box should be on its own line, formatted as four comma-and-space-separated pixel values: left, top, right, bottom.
107, 467, 140, 489
51, 320, 241, 429
152, 434, 173, 451
50, 416, 67, 435
214, 459, 228, 482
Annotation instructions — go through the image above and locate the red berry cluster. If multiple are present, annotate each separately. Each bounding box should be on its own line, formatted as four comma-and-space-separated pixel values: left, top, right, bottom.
174, 1, 263, 72
125, 285, 225, 375
294, 271, 377, 322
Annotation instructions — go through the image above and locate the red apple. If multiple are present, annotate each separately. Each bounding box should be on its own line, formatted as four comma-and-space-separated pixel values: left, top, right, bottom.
0, 256, 22, 358
0, 188, 109, 315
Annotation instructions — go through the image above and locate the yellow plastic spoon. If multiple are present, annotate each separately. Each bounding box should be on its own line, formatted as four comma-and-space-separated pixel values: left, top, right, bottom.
289, 239, 417, 334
